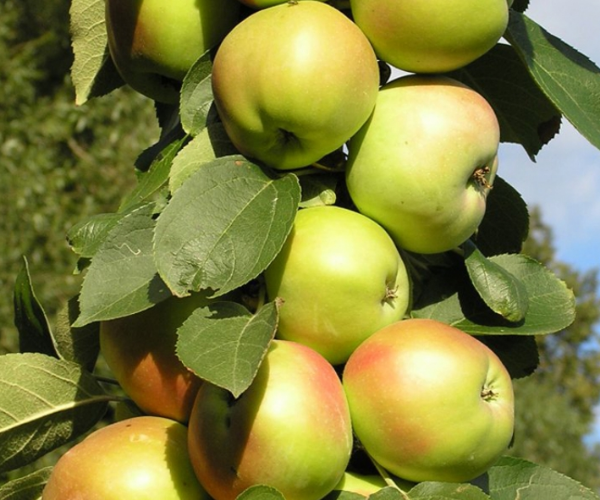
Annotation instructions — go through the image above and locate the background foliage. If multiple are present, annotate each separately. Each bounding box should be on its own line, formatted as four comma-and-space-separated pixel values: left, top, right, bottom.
1, 0, 599, 493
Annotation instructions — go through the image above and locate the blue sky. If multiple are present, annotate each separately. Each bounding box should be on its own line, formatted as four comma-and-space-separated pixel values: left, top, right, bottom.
499, 0, 600, 445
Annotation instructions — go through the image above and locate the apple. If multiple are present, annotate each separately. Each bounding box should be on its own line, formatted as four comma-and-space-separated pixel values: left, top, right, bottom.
239, 0, 325, 9
349, 0, 509, 73
263, 206, 411, 365
100, 293, 210, 423
105, 0, 240, 103
345, 74, 500, 255
331, 472, 387, 497
187, 339, 353, 500
42, 416, 208, 500
211, 0, 379, 170
343, 318, 514, 483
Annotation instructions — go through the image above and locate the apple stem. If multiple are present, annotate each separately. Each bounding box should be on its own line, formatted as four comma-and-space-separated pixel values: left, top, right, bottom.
368, 453, 411, 500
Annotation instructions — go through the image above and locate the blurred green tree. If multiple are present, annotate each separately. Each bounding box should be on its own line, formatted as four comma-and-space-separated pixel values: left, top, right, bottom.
0, 0, 159, 354
508, 207, 600, 491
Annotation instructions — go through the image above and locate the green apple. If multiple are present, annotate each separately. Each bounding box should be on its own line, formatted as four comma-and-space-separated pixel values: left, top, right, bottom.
346, 75, 499, 255
187, 339, 353, 500
105, 0, 240, 103
343, 318, 515, 483
42, 416, 208, 500
332, 472, 387, 497
211, 0, 379, 170
100, 293, 210, 423
239, 0, 325, 9
263, 206, 411, 365
350, 0, 509, 73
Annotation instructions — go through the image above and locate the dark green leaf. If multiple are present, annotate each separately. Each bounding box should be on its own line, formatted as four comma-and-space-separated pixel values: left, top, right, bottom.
154, 156, 301, 298
69, 0, 124, 104
0, 354, 112, 473
407, 481, 490, 499
119, 135, 189, 212
487, 456, 600, 499
450, 44, 561, 159
474, 176, 529, 256
463, 241, 529, 323
180, 51, 215, 136
0, 466, 53, 500
506, 12, 600, 152
412, 254, 575, 335
177, 301, 278, 397
74, 203, 171, 327
169, 123, 239, 193
53, 296, 100, 372
13, 257, 56, 358
67, 212, 127, 259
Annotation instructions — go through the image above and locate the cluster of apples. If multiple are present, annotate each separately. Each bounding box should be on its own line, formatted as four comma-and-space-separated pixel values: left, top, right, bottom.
43, 0, 518, 498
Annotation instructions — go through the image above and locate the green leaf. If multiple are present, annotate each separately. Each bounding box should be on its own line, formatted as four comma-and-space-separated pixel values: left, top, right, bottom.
236, 485, 286, 500
67, 212, 126, 259
119, 135, 189, 212
69, 0, 124, 104
176, 301, 278, 398
13, 257, 56, 358
298, 174, 338, 208
449, 44, 561, 159
487, 456, 600, 499
0, 353, 112, 473
506, 12, 600, 152
180, 51, 215, 136
154, 156, 301, 298
407, 482, 490, 499
463, 241, 529, 323
474, 176, 529, 256
53, 296, 100, 372
74, 203, 171, 327
412, 254, 575, 335
169, 123, 239, 194
0, 466, 53, 500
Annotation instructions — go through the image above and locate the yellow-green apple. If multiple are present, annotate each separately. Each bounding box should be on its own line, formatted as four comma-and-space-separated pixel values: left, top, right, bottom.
331, 472, 387, 497
187, 339, 353, 500
239, 0, 325, 9
346, 75, 499, 255
350, 0, 509, 73
263, 206, 411, 365
105, 0, 240, 103
343, 318, 515, 483
42, 416, 208, 500
100, 293, 209, 422
211, 0, 379, 170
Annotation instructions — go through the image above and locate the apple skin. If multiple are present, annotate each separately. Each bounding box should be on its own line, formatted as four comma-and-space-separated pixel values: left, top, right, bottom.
211, 0, 379, 170
42, 416, 209, 500
263, 206, 411, 365
331, 472, 388, 497
345, 75, 499, 255
187, 339, 354, 500
350, 0, 509, 73
239, 0, 325, 9
100, 293, 211, 423
343, 318, 515, 483
106, 0, 240, 103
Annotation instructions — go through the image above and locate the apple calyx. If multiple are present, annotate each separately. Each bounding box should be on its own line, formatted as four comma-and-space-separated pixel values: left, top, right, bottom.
481, 385, 500, 402
383, 284, 399, 303
472, 166, 494, 190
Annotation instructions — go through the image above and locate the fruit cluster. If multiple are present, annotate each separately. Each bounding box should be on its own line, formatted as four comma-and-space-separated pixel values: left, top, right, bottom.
44, 0, 517, 498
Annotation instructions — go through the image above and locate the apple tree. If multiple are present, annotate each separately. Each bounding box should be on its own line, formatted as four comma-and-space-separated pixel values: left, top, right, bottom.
1, 0, 600, 499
